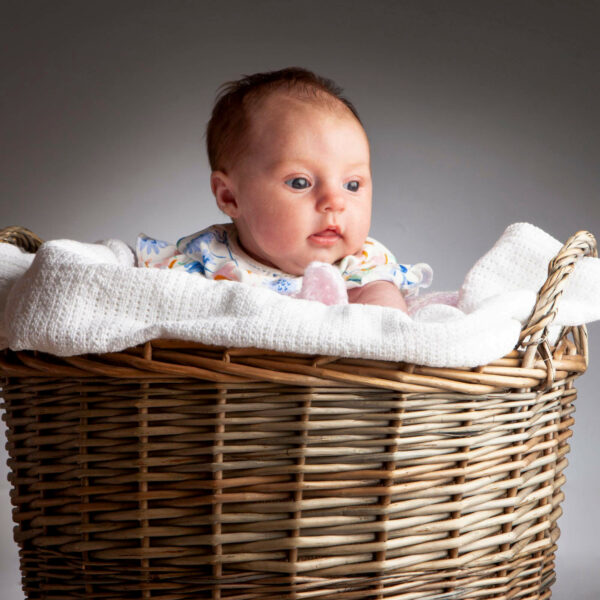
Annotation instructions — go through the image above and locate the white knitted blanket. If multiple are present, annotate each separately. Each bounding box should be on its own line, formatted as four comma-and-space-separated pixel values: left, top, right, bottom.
1, 223, 599, 367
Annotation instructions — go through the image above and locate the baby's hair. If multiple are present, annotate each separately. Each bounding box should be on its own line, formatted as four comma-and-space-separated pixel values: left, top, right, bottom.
206, 66, 362, 173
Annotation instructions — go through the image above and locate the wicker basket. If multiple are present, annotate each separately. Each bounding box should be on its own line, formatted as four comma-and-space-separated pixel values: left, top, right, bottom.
0, 226, 596, 600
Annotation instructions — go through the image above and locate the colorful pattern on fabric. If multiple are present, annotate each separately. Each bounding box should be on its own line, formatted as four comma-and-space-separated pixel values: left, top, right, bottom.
136, 224, 432, 297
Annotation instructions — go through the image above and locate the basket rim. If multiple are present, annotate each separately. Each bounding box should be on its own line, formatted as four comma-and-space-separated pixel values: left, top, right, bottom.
0, 331, 588, 394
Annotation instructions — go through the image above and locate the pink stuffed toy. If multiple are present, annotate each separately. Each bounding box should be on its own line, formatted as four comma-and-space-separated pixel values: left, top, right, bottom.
294, 261, 348, 305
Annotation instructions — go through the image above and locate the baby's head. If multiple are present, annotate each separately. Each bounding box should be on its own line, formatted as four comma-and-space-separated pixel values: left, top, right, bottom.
206, 67, 372, 275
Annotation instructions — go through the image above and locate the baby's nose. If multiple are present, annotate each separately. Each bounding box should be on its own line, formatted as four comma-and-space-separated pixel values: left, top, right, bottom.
317, 188, 345, 212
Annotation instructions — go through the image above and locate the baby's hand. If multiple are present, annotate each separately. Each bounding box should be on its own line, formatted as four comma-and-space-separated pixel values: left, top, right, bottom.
347, 280, 408, 312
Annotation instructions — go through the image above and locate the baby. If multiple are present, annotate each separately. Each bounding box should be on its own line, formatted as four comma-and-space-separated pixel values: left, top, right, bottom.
137, 67, 432, 310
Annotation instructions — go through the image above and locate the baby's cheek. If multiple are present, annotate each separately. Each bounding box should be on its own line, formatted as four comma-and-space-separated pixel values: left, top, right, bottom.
356, 218, 372, 247
346, 220, 370, 253
257, 220, 300, 256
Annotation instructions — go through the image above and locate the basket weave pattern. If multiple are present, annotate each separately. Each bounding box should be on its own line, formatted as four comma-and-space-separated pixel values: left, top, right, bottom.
0, 227, 596, 600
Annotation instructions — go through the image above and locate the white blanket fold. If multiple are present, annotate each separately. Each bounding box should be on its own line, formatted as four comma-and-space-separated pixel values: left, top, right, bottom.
1, 223, 599, 367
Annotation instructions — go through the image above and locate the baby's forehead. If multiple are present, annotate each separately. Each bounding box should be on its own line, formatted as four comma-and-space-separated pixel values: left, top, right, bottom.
235, 89, 369, 168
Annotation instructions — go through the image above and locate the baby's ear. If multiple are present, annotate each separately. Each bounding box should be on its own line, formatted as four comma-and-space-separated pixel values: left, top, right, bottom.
211, 171, 239, 218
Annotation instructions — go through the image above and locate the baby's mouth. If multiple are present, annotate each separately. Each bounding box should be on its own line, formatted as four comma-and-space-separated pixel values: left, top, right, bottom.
309, 226, 341, 246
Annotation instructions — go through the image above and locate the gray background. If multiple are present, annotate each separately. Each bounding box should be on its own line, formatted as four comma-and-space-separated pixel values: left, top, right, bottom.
1, 0, 598, 597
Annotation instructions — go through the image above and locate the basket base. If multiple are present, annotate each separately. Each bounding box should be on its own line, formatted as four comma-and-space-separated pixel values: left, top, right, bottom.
15, 549, 558, 600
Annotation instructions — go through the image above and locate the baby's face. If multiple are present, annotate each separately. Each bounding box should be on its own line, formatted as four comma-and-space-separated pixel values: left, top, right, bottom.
212, 92, 372, 275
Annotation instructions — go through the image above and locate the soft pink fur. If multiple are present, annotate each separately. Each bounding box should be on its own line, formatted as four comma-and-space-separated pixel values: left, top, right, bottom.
295, 261, 348, 305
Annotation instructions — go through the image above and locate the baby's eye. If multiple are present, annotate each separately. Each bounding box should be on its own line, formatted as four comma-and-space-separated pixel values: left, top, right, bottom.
285, 177, 311, 190
344, 180, 360, 192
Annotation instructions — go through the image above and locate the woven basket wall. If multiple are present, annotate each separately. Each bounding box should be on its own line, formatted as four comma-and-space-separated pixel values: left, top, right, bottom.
0, 226, 596, 600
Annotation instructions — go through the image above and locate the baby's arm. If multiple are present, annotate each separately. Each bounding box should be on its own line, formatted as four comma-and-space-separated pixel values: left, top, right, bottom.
347, 281, 408, 312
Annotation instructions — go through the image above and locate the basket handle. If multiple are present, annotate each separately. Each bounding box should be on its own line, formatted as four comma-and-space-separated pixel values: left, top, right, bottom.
0, 226, 44, 253
519, 230, 597, 368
